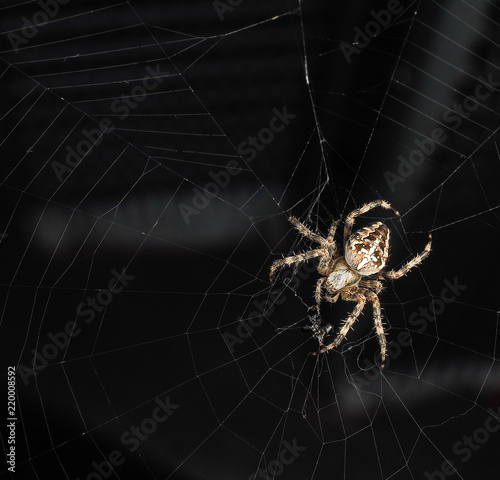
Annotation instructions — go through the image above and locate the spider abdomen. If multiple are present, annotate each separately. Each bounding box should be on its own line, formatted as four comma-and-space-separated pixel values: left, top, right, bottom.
345, 222, 389, 275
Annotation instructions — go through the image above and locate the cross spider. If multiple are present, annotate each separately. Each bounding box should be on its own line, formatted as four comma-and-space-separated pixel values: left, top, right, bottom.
270, 199, 432, 368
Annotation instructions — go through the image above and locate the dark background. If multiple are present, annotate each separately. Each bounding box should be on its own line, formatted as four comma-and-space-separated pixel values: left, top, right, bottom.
0, 1, 499, 479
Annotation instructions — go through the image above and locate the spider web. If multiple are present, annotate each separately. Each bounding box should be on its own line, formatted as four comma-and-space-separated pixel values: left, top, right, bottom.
1, 0, 499, 479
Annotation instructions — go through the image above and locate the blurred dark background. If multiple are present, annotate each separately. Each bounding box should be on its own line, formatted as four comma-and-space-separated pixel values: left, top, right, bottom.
0, 0, 499, 479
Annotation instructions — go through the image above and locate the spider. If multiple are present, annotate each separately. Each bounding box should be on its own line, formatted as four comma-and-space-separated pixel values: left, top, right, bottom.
269, 199, 432, 368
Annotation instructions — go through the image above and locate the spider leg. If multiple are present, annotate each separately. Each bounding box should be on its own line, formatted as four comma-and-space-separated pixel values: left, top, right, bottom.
270, 248, 325, 283
365, 289, 387, 369
359, 279, 384, 294
311, 291, 366, 355
289, 216, 328, 247
322, 292, 341, 303
313, 277, 340, 309
317, 254, 332, 276
314, 277, 326, 313
343, 200, 400, 246
326, 218, 340, 251
374, 234, 432, 281
316, 219, 341, 276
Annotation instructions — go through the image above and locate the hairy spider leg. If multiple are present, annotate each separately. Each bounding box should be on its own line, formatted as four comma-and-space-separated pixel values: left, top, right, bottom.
269, 248, 325, 283
289, 216, 328, 247
311, 287, 388, 368
359, 279, 383, 294
271, 216, 342, 284
365, 289, 387, 369
374, 234, 432, 281
343, 200, 400, 246
311, 290, 366, 355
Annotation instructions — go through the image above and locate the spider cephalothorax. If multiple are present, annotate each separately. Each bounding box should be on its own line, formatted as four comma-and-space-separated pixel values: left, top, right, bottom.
270, 199, 432, 368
